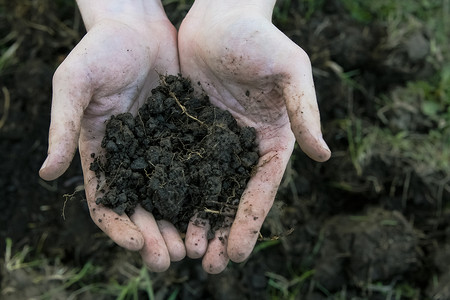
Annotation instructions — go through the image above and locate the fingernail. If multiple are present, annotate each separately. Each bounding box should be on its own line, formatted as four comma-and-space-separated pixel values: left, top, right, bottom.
321, 137, 331, 152
40, 157, 49, 172
318, 136, 331, 161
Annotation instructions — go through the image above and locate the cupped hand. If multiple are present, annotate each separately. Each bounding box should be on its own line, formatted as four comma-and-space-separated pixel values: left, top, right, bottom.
39, 16, 185, 271
179, 0, 331, 273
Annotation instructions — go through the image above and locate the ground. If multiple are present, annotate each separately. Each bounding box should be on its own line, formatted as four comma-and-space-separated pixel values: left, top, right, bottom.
0, 0, 449, 299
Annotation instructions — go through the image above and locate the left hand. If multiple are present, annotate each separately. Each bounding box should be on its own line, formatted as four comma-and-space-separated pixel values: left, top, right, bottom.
178, 0, 331, 273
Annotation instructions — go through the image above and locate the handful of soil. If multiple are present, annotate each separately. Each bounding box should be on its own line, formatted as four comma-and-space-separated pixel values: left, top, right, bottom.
90, 75, 259, 233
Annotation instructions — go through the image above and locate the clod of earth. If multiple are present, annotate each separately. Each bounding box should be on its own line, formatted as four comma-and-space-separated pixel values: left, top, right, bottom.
313, 208, 419, 291
90, 75, 259, 235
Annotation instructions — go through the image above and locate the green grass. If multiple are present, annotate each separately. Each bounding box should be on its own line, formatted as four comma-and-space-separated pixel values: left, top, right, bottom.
2, 238, 100, 299
111, 266, 156, 300
1, 238, 170, 300
266, 269, 315, 300
340, 0, 448, 23
329, 0, 450, 193
0, 38, 20, 71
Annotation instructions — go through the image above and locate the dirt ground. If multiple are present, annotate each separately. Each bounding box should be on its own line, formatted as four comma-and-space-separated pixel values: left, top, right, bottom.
1, 1, 449, 299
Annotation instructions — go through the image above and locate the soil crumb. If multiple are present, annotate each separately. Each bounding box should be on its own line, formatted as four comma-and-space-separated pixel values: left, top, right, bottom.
90, 74, 259, 234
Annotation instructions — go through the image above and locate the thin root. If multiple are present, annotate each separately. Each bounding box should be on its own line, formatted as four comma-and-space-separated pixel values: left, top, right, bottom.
203, 207, 235, 218
160, 76, 204, 125
170, 90, 204, 125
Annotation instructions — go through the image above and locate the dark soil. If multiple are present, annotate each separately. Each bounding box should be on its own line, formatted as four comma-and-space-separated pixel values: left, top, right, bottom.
90, 75, 259, 233
313, 207, 420, 291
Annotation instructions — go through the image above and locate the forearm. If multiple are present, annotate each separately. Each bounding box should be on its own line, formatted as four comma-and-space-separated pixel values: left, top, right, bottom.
76, 0, 167, 31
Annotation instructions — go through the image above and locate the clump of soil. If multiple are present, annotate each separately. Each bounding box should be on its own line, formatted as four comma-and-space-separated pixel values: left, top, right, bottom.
90, 75, 259, 234
313, 207, 420, 292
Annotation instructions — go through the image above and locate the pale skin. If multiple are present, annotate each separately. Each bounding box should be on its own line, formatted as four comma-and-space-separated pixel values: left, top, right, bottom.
39, 0, 331, 274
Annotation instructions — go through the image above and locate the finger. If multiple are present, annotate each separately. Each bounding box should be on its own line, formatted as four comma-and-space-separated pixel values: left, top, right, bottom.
278, 48, 331, 162
227, 148, 291, 263
131, 206, 171, 272
81, 161, 144, 250
39, 57, 92, 181
202, 218, 231, 274
185, 214, 210, 259
157, 220, 186, 262
90, 202, 144, 251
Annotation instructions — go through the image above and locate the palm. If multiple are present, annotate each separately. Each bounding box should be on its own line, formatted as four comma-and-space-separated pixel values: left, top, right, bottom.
179, 10, 330, 272
78, 21, 177, 152
75, 20, 179, 203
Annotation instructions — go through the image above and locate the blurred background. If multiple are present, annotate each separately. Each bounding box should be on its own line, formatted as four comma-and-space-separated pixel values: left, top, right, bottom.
0, 0, 449, 299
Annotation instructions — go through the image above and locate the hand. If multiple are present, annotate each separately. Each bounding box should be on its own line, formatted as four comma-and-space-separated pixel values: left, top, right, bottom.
179, 0, 331, 273
39, 0, 185, 272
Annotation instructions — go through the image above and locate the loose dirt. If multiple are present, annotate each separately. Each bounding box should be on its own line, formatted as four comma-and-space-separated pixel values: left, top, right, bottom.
90, 75, 259, 233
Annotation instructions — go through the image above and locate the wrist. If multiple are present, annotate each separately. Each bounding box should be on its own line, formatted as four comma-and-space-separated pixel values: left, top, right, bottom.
76, 0, 168, 31
188, 0, 276, 21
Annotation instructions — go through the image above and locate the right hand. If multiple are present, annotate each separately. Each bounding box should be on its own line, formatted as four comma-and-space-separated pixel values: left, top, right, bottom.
39, 7, 185, 272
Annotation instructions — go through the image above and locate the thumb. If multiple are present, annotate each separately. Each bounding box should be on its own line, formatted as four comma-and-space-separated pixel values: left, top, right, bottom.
39, 62, 92, 181
279, 49, 331, 162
